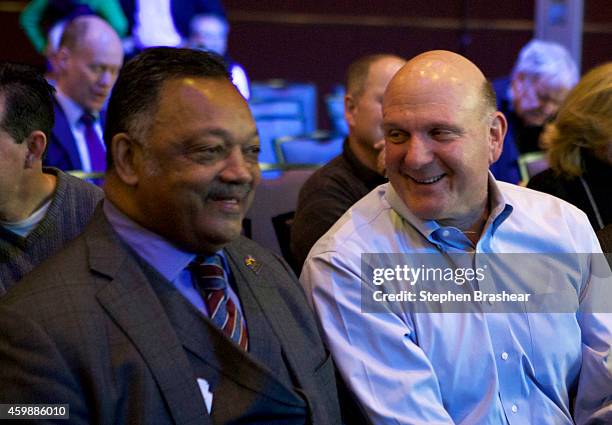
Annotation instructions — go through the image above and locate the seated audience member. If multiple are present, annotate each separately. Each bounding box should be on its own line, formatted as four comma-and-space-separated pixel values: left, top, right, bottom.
528, 62, 612, 231
0, 63, 102, 294
301, 50, 612, 424
45, 15, 124, 173
291, 54, 405, 270
0, 48, 342, 424
187, 13, 250, 99
491, 39, 578, 184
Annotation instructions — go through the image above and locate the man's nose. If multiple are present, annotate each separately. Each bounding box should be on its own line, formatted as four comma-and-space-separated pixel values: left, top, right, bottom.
97, 69, 114, 87
219, 148, 255, 183
402, 136, 433, 170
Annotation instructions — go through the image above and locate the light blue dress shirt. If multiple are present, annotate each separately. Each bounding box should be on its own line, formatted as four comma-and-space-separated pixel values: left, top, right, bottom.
301, 176, 612, 425
103, 200, 244, 318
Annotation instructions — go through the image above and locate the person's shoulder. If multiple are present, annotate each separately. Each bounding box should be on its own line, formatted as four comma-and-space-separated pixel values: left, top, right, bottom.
60, 170, 103, 194
500, 180, 582, 213
307, 183, 390, 256
300, 155, 353, 192
0, 229, 94, 308
526, 168, 565, 191
48, 168, 104, 212
498, 181, 594, 238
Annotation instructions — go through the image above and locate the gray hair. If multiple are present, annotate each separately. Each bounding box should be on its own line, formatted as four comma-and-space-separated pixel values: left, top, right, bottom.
511, 39, 579, 89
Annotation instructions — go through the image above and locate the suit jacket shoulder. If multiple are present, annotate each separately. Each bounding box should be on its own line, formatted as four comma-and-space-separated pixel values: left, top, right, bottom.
46, 98, 81, 171
0, 211, 209, 424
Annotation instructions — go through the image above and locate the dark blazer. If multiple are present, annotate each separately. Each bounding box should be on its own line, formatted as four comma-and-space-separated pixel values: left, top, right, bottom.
0, 208, 341, 424
44, 97, 106, 172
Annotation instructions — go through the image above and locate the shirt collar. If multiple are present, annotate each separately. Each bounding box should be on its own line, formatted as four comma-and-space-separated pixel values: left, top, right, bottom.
103, 199, 196, 282
55, 89, 99, 127
384, 172, 514, 242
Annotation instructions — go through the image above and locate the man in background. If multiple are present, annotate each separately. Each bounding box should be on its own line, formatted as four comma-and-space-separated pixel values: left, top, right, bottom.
490, 39, 578, 183
45, 15, 124, 173
188, 13, 250, 99
291, 54, 405, 270
0, 62, 102, 293
0, 48, 341, 424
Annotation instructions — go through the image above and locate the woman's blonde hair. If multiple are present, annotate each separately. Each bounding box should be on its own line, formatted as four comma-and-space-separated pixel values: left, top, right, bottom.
544, 61, 612, 177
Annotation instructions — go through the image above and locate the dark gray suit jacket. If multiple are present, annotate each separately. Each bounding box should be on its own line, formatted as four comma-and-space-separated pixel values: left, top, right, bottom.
0, 208, 341, 424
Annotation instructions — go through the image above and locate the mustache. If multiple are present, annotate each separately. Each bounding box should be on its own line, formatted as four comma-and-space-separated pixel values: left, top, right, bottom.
207, 182, 253, 199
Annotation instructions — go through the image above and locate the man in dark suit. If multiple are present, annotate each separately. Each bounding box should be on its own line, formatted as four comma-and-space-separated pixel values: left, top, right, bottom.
45, 15, 123, 172
0, 48, 342, 424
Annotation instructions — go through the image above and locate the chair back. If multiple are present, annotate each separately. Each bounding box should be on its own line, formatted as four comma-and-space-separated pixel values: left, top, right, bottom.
249, 99, 306, 163
250, 80, 317, 133
276, 131, 343, 164
518, 152, 549, 182
244, 165, 318, 265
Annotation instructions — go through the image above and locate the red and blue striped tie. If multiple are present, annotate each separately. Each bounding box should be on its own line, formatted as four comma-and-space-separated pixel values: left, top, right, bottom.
189, 255, 248, 351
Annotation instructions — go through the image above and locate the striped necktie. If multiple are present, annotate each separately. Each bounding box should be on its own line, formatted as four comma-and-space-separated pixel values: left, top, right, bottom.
189, 255, 248, 351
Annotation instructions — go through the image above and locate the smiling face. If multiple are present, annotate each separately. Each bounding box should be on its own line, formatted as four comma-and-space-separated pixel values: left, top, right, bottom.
130, 77, 260, 253
383, 51, 504, 229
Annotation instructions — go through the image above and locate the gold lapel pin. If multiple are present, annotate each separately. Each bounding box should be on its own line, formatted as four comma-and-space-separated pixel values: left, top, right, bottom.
244, 255, 262, 274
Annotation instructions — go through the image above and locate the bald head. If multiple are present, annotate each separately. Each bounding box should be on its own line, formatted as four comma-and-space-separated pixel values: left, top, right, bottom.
56, 15, 124, 112
384, 50, 495, 118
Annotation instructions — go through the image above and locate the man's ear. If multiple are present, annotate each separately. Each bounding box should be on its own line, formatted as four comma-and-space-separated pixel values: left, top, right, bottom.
344, 93, 357, 128
54, 47, 71, 74
111, 133, 141, 186
24, 131, 47, 168
488, 111, 507, 165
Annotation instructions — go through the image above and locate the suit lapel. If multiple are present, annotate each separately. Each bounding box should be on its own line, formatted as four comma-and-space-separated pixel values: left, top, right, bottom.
224, 245, 314, 394
85, 211, 211, 425
153, 282, 304, 407
52, 100, 82, 170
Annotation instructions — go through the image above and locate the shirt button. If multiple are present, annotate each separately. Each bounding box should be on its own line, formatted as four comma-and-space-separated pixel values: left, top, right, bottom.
511, 404, 518, 413
501, 352, 509, 361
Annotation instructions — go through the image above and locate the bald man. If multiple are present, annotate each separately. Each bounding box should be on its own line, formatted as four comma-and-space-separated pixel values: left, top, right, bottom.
45, 15, 124, 173
301, 51, 612, 424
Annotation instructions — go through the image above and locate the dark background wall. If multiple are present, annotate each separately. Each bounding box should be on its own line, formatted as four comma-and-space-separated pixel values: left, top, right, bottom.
1, 0, 610, 128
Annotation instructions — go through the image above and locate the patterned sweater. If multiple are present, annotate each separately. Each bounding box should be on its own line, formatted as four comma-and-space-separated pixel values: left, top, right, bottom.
0, 168, 103, 294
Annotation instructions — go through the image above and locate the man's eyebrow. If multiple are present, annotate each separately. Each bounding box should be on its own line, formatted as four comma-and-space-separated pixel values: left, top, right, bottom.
427, 122, 463, 132
185, 128, 259, 140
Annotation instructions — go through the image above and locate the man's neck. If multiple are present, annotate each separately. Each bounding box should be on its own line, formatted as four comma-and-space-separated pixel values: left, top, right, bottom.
0, 172, 57, 222
347, 136, 379, 174
439, 201, 490, 245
